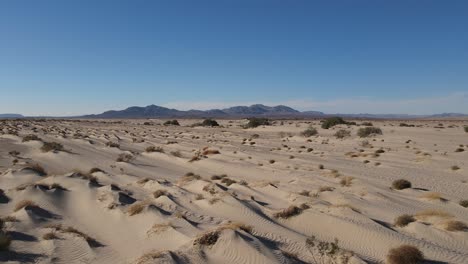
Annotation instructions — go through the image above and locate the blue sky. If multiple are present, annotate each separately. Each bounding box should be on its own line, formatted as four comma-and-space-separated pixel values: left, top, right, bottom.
0, 0, 467, 116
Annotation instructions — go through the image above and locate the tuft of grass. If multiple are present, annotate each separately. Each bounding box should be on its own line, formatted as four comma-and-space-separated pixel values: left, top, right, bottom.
218, 222, 253, 234
443, 220, 467, 231
334, 129, 351, 139
106, 141, 120, 148
394, 214, 416, 227
459, 200, 468, 208
163, 120, 180, 126
392, 179, 412, 190
193, 230, 219, 246
128, 202, 146, 216
357, 127, 382, 137
116, 153, 134, 163
41, 141, 64, 152
274, 205, 305, 219
42, 232, 58, 240
62, 226, 100, 246
22, 134, 41, 142
339, 176, 354, 187
145, 146, 164, 153
153, 189, 169, 199
386, 245, 424, 264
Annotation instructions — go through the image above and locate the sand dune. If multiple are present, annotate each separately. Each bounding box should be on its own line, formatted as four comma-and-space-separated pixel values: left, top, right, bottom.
1, 119, 467, 263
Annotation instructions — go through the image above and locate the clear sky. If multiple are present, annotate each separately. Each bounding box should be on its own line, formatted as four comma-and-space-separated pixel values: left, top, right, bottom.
1, 0, 467, 116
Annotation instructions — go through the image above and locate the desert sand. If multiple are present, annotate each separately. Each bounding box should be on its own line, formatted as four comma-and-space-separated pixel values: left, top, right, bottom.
0, 118, 467, 263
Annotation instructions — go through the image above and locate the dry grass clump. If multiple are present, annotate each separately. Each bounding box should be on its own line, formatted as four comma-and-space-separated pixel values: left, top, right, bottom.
451, 165, 460, 171
386, 245, 424, 264
193, 230, 220, 246
220, 177, 236, 186
419, 192, 445, 201
42, 232, 58, 240
116, 153, 134, 163
459, 200, 468, 208
23, 163, 47, 176
14, 199, 38, 212
334, 129, 351, 139
394, 214, 416, 227
22, 134, 41, 142
274, 205, 308, 219
211, 174, 227, 180
128, 202, 147, 216
106, 141, 120, 148
41, 141, 64, 152
339, 176, 354, 187
392, 179, 411, 190
163, 120, 180, 126
202, 149, 220, 155
89, 167, 104, 174
319, 186, 334, 192
415, 209, 453, 220
62, 226, 100, 246
178, 172, 201, 185
145, 146, 164, 153
153, 189, 169, 198
443, 220, 467, 231
218, 222, 253, 234
357, 127, 382, 137
300, 127, 318, 137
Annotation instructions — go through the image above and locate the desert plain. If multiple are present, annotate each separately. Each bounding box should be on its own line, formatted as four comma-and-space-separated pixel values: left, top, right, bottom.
0, 118, 467, 264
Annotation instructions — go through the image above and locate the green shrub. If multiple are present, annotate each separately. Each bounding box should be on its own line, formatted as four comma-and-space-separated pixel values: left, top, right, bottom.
321, 117, 347, 129
300, 127, 318, 137
357, 127, 382, 137
243, 118, 270, 128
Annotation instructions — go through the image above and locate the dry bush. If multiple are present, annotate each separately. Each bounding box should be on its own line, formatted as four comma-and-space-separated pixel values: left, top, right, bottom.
394, 214, 415, 227
319, 186, 334, 192
106, 141, 120, 148
392, 179, 411, 190
357, 127, 382, 137
274, 205, 304, 219
116, 153, 134, 163
455, 148, 464, 153
62, 226, 100, 246
193, 230, 219, 246
220, 177, 236, 186
451, 165, 460, 171
89, 167, 103, 174
443, 220, 467, 231
153, 189, 169, 198
340, 176, 354, 187
386, 245, 424, 264
22, 134, 41, 142
301, 127, 318, 137
128, 202, 146, 216
42, 232, 58, 240
211, 174, 227, 180
145, 146, 164, 153
334, 129, 351, 139
41, 141, 64, 152
321, 117, 347, 129
178, 172, 201, 185
459, 200, 468, 208
14, 200, 37, 212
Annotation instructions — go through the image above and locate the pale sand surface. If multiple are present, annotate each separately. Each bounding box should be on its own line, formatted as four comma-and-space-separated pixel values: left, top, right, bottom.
0, 119, 467, 263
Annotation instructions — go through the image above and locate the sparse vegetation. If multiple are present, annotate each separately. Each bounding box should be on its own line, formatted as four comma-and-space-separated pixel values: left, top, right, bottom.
394, 214, 415, 227
357, 127, 382, 137
23, 164, 47, 176
193, 230, 220, 246
334, 129, 351, 139
153, 189, 169, 198
106, 141, 120, 148
128, 202, 146, 216
201, 119, 219, 127
321, 117, 348, 129
301, 127, 318, 137
392, 179, 412, 190
243, 118, 270, 128
459, 200, 468, 208
386, 245, 424, 264
14, 199, 37, 212
41, 141, 64, 152
22, 134, 41, 142
145, 146, 164, 153
116, 153, 134, 163
274, 205, 308, 219
163, 120, 180, 126
444, 220, 467, 231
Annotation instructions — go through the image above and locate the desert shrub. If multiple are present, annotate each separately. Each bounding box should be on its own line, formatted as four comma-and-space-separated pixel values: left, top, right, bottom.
23, 164, 47, 176
301, 127, 318, 137
62, 226, 100, 247
386, 245, 424, 264
163, 120, 179, 126
243, 118, 270, 128
211, 174, 227, 180
193, 230, 219, 246
394, 214, 416, 227
334, 129, 351, 139
202, 149, 220, 155
357, 127, 382, 137
361, 122, 373, 126
22, 134, 41, 142
145, 146, 164, 153
464, 126, 468, 133
455, 148, 464, 153
392, 179, 412, 190
444, 220, 467, 231
201, 119, 219, 127
274, 205, 305, 219
220, 177, 236, 186
400, 123, 415, 127
459, 200, 468, 208
41, 141, 64, 152
106, 141, 120, 148
339, 176, 354, 187
128, 202, 146, 216
116, 153, 134, 163
42, 232, 58, 240
321, 117, 347, 129
89, 167, 103, 174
